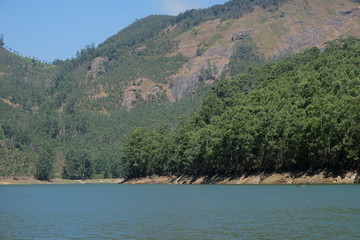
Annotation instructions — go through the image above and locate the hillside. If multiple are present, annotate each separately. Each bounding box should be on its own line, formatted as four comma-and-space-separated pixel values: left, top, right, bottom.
1, 0, 360, 179
0, 48, 57, 111
65, 0, 360, 112
0, 48, 57, 176
121, 38, 360, 178
171, 0, 360, 99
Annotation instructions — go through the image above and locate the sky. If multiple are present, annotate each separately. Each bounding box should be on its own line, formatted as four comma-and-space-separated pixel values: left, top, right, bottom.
0, 0, 227, 62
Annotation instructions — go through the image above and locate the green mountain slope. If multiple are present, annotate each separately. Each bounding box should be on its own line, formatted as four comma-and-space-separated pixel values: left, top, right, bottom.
50, 0, 360, 115
121, 38, 360, 178
0, 48, 57, 176
51, 0, 295, 114
0, 48, 57, 112
1, 0, 360, 179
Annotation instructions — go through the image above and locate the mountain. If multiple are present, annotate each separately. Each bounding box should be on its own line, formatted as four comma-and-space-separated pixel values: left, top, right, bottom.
121, 37, 360, 178
65, 0, 360, 113
0, 0, 360, 179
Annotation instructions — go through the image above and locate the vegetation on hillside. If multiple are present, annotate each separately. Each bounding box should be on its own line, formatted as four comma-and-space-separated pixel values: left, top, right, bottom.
225, 36, 264, 76
121, 38, 360, 178
97, 15, 176, 59
176, 0, 289, 30
0, 47, 58, 179
1, 0, 359, 181
0, 13, 196, 179
0, 48, 57, 107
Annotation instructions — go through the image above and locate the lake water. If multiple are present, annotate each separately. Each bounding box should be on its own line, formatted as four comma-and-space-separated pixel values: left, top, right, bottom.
0, 184, 359, 239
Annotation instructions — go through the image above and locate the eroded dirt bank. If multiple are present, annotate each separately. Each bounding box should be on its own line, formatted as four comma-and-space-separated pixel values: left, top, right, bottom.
0, 177, 124, 185
121, 171, 359, 185
1, 172, 358, 185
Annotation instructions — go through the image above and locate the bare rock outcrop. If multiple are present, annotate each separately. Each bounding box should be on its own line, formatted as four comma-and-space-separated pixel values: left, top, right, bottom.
122, 78, 167, 110
169, 42, 233, 101
87, 57, 108, 79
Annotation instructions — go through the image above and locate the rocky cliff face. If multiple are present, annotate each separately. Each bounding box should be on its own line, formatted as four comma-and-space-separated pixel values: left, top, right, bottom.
161, 0, 360, 101
86, 57, 108, 79
122, 78, 168, 110
271, 0, 360, 57
169, 41, 232, 101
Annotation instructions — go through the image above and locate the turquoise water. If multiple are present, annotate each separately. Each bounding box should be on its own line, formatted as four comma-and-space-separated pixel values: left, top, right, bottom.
0, 184, 359, 239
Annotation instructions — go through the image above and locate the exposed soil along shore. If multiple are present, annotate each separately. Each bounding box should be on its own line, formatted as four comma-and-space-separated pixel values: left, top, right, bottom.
121, 171, 360, 185
0, 177, 124, 185
1, 172, 359, 185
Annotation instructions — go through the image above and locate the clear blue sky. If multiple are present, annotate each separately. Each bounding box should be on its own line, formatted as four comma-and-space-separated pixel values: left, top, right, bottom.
0, 0, 227, 62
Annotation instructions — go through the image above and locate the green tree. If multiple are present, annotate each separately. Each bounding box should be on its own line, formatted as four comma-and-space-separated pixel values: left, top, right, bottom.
62, 148, 93, 180
34, 143, 54, 181
227, 36, 263, 76
0, 34, 4, 47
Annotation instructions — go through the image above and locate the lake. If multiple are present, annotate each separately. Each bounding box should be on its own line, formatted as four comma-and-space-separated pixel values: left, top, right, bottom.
0, 184, 359, 239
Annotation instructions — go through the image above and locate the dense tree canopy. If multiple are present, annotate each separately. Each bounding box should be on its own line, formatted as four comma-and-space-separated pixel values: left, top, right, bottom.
121, 38, 360, 178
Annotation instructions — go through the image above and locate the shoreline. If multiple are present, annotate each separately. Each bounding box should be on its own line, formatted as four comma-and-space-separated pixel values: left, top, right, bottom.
1, 171, 359, 185
121, 171, 359, 185
0, 177, 124, 185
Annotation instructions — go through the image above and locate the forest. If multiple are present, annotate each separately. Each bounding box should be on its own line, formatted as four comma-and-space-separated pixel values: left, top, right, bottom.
121, 38, 360, 178
1, 0, 360, 181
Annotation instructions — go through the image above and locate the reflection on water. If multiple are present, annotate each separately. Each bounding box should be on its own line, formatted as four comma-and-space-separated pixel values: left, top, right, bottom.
0, 184, 359, 239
